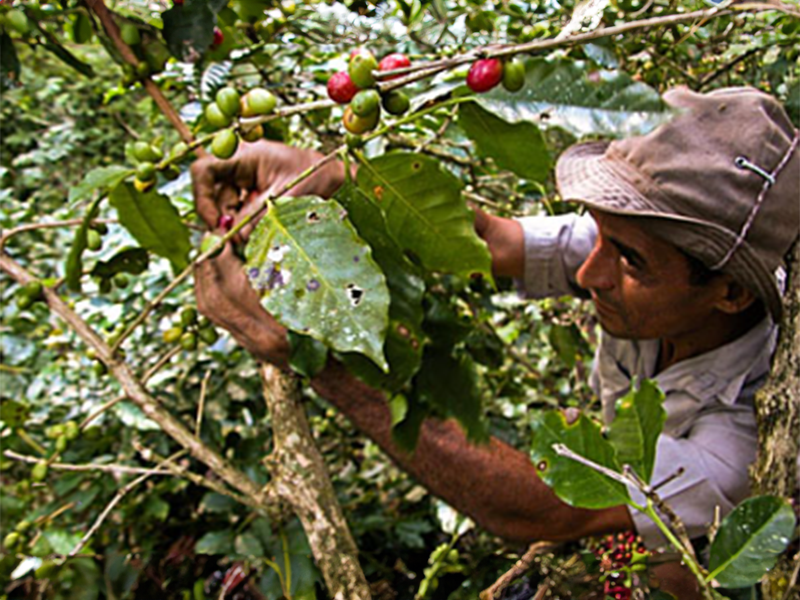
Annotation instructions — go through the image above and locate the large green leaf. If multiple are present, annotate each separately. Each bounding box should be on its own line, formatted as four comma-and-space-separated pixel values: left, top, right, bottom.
707, 496, 796, 588
335, 183, 426, 391
530, 411, 630, 509
414, 348, 487, 444
606, 379, 666, 483
69, 166, 133, 206
109, 183, 191, 273
458, 101, 551, 183
473, 58, 671, 139
356, 153, 492, 280
161, 0, 217, 61
246, 195, 390, 370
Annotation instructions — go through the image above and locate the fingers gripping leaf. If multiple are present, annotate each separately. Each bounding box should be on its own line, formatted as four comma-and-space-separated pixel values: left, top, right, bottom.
245, 196, 390, 371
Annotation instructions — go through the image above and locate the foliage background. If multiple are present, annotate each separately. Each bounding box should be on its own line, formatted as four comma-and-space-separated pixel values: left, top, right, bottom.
1, 0, 798, 598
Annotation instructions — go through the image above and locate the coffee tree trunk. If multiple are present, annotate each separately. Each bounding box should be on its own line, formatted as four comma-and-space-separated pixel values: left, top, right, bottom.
751, 239, 800, 599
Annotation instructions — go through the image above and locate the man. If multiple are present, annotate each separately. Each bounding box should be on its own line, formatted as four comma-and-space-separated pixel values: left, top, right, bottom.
192, 87, 799, 595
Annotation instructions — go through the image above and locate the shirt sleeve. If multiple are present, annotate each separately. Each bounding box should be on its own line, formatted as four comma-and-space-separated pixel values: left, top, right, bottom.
514, 213, 596, 299
627, 407, 758, 548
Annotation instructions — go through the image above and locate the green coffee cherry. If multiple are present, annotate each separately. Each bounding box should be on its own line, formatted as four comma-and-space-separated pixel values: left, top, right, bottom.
16, 280, 43, 309
45, 424, 65, 440
31, 460, 48, 482
15, 520, 32, 533
382, 90, 410, 116
241, 88, 277, 117
502, 60, 525, 93
351, 89, 380, 117
205, 102, 232, 129
86, 229, 103, 251
132, 141, 162, 162
99, 277, 112, 295
3, 532, 21, 551
64, 421, 79, 441
345, 132, 365, 150
171, 141, 189, 160
136, 161, 156, 183
180, 332, 198, 351
120, 23, 141, 46
163, 326, 184, 344
211, 129, 239, 159
198, 326, 219, 345
215, 87, 241, 118
241, 124, 264, 143
343, 106, 379, 134
91, 222, 109, 235
163, 165, 181, 181
6, 10, 29, 35
113, 273, 130, 288
94, 361, 108, 377
349, 51, 378, 88
180, 307, 198, 327
55, 435, 68, 453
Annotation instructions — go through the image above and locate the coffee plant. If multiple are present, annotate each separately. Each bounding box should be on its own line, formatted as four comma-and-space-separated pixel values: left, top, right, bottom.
1, 0, 798, 599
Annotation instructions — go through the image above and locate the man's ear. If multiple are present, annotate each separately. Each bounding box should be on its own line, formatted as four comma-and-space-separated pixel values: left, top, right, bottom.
714, 277, 757, 314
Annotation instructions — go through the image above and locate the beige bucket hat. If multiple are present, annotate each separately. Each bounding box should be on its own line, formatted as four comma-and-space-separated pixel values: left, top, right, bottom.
556, 86, 799, 321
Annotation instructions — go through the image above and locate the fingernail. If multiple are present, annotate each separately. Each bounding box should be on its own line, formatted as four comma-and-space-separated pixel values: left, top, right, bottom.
218, 215, 234, 231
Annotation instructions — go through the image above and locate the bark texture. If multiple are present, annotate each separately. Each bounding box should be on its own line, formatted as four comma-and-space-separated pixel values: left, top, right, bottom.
751, 240, 800, 599
260, 364, 372, 600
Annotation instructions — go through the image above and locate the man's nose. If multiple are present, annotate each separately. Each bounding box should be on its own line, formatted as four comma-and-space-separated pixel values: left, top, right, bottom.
576, 242, 615, 292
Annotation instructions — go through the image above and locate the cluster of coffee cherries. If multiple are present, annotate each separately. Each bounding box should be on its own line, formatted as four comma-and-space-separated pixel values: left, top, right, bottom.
204, 86, 278, 159
163, 307, 219, 351
592, 531, 649, 600
327, 50, 413, 135
466, 57, 525, 93
131, 139, 185, 192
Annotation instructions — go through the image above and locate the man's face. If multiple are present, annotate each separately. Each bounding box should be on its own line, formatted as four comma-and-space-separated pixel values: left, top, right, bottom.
576, 210, 723, 342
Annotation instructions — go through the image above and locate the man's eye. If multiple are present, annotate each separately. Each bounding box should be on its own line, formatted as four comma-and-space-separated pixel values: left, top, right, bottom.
621, 253, 643, 270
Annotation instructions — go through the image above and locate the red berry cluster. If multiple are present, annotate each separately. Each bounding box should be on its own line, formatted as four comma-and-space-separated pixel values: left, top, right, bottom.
592, 531, 648, 600
466, 58, 526, 94
327, 50, 413, 135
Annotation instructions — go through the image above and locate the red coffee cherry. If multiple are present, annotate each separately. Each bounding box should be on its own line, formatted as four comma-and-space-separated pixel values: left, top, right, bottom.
466, 58, 503, 93
218, 215, 234, 231
211, 27, 224, 49
378, 53, 411, 79
327, 71, 359, 104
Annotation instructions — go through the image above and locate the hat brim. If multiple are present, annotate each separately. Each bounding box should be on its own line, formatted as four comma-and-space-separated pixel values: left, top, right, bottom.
555, 141, 784, 321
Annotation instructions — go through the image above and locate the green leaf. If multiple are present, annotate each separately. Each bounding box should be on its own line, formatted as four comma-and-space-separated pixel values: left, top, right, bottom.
90, 248, 149, 279
66, 196, 103, 293
458, 101, 550, 183
195, 530, 235, 555
0, 398, 30, 427
391, 395, 429, 453
42, 530, 83, 555
246, 195, 390, 370
707, 495, 796, 588
335, 183, 426, 391
356, 153, 492, 280
162, 0, 216, 61
530, 411, 630, 509
1, 33, 20, 92
288, 332, 329, 378
199, 492, 238, 514
69, 166, 133, 206
548, 323, 581, 368
235, 531, 265, 558
473, 58, 671, 139
414, 348, 487, 444
109, 182, 191, 273
143, 496, 170, 521
606, 379, 666, 483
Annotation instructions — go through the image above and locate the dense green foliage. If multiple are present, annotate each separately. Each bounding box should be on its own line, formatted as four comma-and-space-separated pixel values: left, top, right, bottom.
1, 0, 798, 598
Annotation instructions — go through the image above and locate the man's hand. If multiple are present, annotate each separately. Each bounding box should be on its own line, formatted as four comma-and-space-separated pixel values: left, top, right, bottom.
191, 140, 348, 242
472, 207, 525, 279
194, 241, 290, 366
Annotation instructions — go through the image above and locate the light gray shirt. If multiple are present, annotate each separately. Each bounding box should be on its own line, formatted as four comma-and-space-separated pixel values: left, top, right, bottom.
516, 213, 778, 548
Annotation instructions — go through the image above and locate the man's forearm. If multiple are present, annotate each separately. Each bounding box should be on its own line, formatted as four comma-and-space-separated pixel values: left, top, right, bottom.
311, 361, 632, 543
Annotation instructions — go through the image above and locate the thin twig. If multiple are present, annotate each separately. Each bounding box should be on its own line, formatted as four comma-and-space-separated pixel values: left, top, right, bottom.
4, 450, 174, 477
196, 369, 212, 437
480, 541, 559, 599
67, 450, 186, 557
0, 219, 116, 251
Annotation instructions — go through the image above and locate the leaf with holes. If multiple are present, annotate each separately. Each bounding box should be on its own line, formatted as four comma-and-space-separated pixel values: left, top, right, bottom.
335, 183, 426, 391
606, 379, 666, 484
707, 496, 796, 588
356, 153, 492, 280
530, 411, 630, 509
473, 57, 671, 139
109, 183, 191, 273
458, 101, 550, 183
245, 195, 390, 370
